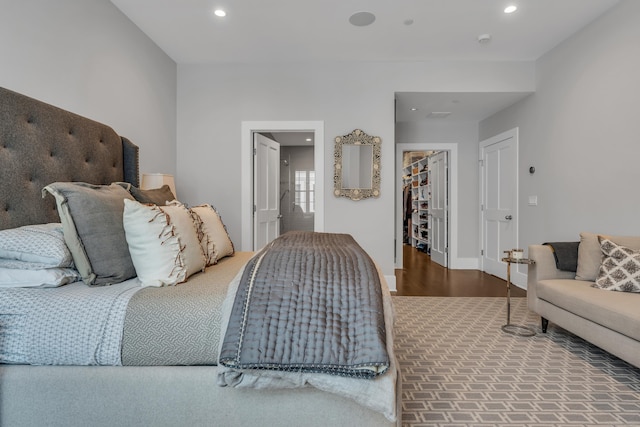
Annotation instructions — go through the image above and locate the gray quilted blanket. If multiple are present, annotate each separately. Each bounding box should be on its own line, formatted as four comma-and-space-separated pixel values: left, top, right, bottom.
219, 231, 389, 379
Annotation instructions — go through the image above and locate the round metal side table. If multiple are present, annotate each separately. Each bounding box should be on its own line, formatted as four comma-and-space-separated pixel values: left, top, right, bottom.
501, 256, 536, 337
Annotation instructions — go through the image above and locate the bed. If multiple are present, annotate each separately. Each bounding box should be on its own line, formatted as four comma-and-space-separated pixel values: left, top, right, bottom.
0, 87, 401, 427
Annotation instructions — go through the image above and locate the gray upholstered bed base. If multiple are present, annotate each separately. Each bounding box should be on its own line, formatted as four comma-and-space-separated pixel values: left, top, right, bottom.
0, 88, 400, 426
0, 365, 400, 427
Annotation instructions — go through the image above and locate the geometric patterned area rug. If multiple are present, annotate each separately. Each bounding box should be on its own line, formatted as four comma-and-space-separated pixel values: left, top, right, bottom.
392, 297, 640, 426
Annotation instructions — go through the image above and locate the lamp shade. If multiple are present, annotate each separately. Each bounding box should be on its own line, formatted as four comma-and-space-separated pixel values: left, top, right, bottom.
141, 173, 177, 198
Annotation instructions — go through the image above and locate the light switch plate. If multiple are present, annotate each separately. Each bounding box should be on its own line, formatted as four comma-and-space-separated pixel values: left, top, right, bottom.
528, 195, 538, 206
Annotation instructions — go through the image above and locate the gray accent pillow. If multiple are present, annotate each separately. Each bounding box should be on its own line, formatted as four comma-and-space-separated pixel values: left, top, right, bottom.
42, 182, 136, 286
129, 185, 176, 205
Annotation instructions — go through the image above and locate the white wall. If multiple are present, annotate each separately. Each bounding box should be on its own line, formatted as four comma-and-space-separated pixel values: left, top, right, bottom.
0, 0, 177, 177
480, 0, 640, 254
177, 60, 535, 276
395, 121, 480, 262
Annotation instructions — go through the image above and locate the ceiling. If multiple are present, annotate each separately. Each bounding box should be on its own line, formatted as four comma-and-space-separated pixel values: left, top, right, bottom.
266, 132, 314, 147
110, 0, 619, 122
395, 92, 533, 122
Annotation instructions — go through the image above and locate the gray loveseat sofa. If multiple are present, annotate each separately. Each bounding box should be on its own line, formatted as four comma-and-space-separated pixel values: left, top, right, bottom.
527, 233, 640, 369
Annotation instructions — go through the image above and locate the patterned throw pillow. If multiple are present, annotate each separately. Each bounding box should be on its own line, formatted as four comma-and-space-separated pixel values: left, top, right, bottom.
593, 239, 640, 293
0, 223, 73, 268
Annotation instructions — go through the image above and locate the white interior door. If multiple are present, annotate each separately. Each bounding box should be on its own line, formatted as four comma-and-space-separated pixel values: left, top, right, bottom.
254, 133, 280, 250
429, 151, 448, 267
480, 129, 518, 279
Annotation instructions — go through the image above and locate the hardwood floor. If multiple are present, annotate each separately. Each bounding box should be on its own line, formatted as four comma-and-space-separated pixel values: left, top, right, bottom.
395, 244, 527, 297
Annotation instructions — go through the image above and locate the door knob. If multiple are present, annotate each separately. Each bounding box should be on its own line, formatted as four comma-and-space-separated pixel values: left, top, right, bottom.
505, 215, 513, 220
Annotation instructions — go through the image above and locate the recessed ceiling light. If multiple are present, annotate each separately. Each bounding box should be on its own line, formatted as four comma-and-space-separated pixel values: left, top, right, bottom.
504, 5, 517, 14
349, 11, 376, 27
214, 9, 226, 17
477, 34, 492, 44
305, 138, 312, 142
410, 107, 418, 111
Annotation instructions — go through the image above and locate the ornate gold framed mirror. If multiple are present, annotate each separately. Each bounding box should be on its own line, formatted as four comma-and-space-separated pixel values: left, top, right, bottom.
333, 129, 381, 200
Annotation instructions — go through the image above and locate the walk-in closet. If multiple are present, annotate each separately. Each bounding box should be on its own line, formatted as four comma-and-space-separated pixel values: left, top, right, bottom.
401, 150, 450, 268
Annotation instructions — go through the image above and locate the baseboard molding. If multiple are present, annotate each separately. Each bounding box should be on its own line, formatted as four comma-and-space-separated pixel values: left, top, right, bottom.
452, 257, 528, 290
511, 270, 528, 290
450, 257, 479, 270
385, 275, 397, 292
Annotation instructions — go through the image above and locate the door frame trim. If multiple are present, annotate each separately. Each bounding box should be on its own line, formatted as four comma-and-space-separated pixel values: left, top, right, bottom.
241, 121, 325, 251
395, 143, 459, 269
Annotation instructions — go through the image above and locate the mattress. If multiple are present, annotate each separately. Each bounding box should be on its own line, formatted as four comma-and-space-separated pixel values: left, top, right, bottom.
0, 277, 140, 365
2, 241, 393, 373
0, 253, 253, 366
0, 245, 398, 421
122, 252, 253, 365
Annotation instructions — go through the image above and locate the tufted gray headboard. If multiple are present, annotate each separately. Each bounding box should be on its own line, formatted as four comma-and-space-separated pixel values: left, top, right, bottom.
0, 87, 139, 230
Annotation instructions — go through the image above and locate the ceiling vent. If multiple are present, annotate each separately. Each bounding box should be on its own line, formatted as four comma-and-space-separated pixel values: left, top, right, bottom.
427, 111, 452, 119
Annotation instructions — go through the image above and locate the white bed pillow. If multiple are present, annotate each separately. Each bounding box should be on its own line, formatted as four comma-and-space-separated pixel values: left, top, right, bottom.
190, 204, 235, 265
122, 199, 205, 287
0, 223, 73, 268
0, 267, 79, 288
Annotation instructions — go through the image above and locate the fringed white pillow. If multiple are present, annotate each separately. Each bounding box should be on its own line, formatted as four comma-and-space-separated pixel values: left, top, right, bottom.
123, 199, 205, 287
190, 204, 235, 265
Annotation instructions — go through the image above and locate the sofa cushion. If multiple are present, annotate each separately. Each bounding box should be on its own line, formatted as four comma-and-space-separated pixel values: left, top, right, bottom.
575, 232, 640, 281
537, 279, 640, 342
593, 239, 640, 293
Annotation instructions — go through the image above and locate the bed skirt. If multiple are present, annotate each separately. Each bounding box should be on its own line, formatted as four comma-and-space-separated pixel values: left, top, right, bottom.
0, 364, 401, 427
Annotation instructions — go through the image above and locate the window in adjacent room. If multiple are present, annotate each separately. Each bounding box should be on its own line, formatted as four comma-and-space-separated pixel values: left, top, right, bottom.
295, 170, 315, 213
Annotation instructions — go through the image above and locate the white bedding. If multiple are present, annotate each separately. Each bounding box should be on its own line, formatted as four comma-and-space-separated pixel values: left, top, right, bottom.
0, 278, 140, 365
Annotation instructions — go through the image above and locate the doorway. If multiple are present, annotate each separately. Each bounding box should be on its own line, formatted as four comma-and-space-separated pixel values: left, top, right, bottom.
396, 143, 458, 270
270, 132, 316, 236
241, 121, 324, 251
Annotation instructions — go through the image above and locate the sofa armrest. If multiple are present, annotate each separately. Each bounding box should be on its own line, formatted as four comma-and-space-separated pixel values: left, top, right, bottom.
527, 245, 576, 309
528, 245, 576, 282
